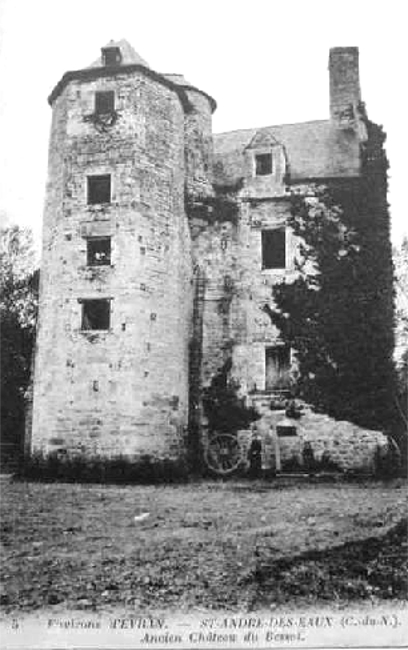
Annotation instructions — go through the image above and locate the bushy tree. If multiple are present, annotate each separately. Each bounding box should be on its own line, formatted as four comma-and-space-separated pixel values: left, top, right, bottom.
271, 176, 396, 430
394, 238, 408, 378
203, 359, 260, 434
0, 225, 39, 466
393, 238, 408, 463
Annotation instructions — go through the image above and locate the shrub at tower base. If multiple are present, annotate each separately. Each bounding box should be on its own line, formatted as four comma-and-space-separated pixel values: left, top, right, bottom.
202, 359, 260, 434
272, 124, 396, 431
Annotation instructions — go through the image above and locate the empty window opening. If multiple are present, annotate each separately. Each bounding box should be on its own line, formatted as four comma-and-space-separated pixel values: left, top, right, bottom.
265, 346, 291, 391
95, 91, 115, 114
262, 229, 286, 269
81, 299, 110, 330
102, 47, 122, 66
87, 237, 111, 266
255, 153, 273, 176
87, 175, 111, 205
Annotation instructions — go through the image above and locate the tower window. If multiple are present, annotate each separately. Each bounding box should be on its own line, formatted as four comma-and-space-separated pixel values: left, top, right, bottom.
262, 229, 286, 269
255, 153, 273, 176
265, 346, 290, 391
102, 47, 122, 66
95, 91, 115, 114
87, 237, 111, 266
87, 175, 111, 205
81, 299, 111, 330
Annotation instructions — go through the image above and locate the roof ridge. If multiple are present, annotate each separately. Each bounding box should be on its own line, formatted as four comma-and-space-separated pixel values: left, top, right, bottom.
214, 118, 330, 137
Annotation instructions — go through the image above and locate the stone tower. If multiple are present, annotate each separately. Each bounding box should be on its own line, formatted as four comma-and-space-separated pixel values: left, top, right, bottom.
31, 40, 215, 461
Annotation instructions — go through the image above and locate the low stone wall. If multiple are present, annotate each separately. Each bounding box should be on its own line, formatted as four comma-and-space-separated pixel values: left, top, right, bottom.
237, 406, 389, 473
296, 411, 388, 471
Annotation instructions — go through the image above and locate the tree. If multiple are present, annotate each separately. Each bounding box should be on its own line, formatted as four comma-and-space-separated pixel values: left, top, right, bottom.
271, 177, 396, 431
394, 237, 408, 378
271, 117, 396, 431
393, 238, 408, 465
0, 225, 38, 467
202, 359, 259, 434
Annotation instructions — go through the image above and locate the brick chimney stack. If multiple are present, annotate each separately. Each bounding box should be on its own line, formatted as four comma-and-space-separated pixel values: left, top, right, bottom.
329, 47, 361, 123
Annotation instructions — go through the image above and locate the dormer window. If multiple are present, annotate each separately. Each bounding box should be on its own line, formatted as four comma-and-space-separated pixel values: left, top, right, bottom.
95, 91, 115, 114
101, 46, 122, 67
255, 153, 273, 176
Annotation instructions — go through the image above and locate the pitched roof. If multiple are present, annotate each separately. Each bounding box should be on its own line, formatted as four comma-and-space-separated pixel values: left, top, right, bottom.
88, 39, 150, 68
213, 120, 362, 185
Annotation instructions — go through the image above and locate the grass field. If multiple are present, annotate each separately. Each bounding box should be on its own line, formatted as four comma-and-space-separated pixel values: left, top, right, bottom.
0, 478, 407, 614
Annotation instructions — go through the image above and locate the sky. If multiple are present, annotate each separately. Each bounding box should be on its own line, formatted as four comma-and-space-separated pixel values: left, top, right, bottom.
0, 0, 406, 253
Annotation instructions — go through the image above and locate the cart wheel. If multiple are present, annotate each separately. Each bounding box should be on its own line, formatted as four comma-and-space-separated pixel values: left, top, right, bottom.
204, 433, 242, 476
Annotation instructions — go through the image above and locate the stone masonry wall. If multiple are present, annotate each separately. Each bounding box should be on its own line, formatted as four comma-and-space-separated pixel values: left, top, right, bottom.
191, 213, 239, 387
238, 400, 389, 472
231, 198, 297, 393
31, 70, 192, 461
190, 196, 297, 395
184, 89, 214, 199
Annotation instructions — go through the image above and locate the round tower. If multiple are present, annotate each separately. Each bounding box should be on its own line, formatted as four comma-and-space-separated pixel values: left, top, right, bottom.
164, 74, 216, 198
31, 41, 203, 462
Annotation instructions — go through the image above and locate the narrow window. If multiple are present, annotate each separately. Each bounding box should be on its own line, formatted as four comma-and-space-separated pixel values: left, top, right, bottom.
81, 299, 110, 330
87, 175, 111, 205
255, 153, 273, 176
87, 237, 111, 266
95, 91, 115, 114
102, 47, 122, 66
262, 229, 286, 269
265, 346, 290, 391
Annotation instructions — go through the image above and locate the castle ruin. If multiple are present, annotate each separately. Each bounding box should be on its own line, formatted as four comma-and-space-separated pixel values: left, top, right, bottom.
30, 42, 392, 471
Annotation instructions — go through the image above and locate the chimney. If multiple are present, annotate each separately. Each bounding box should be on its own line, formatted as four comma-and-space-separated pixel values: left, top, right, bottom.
329, 47, 361, 124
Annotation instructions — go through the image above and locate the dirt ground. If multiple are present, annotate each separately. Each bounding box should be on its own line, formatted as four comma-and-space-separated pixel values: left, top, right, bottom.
0, 478, 407, 614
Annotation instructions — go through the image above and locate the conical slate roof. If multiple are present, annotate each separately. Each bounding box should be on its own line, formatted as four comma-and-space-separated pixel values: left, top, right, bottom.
88, 39, 150, 69
48, 39, 216, 112
162, 73, 194, 87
